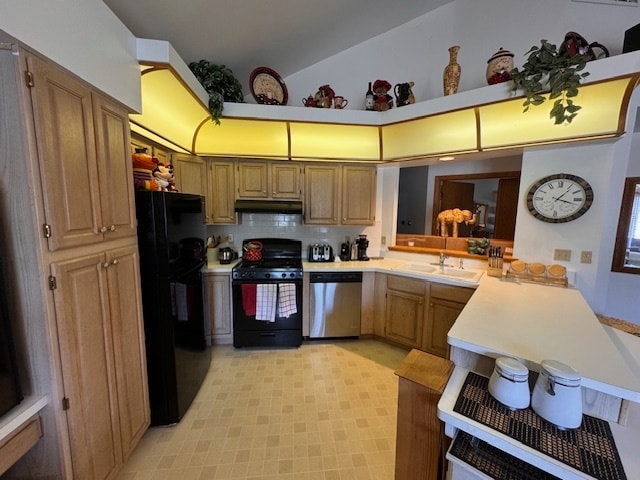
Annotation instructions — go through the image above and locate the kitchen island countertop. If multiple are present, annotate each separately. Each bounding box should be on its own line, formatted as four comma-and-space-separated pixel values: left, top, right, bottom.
448, 275, 640, 402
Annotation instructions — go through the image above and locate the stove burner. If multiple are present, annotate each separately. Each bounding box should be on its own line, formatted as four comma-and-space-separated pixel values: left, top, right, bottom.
233, 238, 303, 281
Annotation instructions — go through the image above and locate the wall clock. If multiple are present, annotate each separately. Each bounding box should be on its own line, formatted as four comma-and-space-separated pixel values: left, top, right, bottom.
249, 67, 288, 105
526, 173, 594, 223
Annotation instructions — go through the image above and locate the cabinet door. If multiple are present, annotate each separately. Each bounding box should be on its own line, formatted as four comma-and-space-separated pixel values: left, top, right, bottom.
92, 94, 137, 240
173, 154, 207, 196
208, 160, 237, 224
105, 245, 149, 460
27, 55, 103, 251
385, 289, 425, 349
204, 273, 232, 342
237, 161, 269, 198
304, 164, 340, 225
51, 254, 121, 480
272, 163, 301, 199
341, 165, 376, 225
425, 298, 462, 358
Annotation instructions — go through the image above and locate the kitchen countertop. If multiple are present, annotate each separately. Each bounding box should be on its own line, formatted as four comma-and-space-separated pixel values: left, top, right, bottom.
448, 275, 640, 402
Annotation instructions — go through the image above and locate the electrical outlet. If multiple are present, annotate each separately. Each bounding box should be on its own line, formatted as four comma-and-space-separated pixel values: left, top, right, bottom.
381, 236, 386, 246
581, 250, 592, 264
554, 249, 572, 261
227, 234, 234, 243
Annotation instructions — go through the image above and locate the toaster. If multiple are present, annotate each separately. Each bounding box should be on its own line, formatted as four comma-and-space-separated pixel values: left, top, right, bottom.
308, 244, 334, 262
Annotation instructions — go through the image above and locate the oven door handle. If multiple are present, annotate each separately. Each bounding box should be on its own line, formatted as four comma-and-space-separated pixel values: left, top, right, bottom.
259, 332, 276, 337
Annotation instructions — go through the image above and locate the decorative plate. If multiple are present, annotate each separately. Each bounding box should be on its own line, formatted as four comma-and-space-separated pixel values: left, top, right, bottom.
249, 67, 288, 105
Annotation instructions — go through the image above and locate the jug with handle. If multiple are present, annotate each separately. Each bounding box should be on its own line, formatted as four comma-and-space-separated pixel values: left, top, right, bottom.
394, 81, 415, 107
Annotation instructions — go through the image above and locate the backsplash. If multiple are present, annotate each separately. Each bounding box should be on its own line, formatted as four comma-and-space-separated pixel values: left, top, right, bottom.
206, 212, 383, 257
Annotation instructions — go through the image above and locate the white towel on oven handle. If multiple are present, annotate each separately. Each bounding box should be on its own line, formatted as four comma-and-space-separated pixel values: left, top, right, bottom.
256, 284, 277, 322
278, 283, 297, 318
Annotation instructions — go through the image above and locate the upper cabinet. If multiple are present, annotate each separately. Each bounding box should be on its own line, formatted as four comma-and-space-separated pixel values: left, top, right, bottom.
341, 165, 376, 225
27, 54, 136, 251
172, 154, 207, 196
304, 164, 376, 226
208, 159, 236, 224
236, 161, 302, 199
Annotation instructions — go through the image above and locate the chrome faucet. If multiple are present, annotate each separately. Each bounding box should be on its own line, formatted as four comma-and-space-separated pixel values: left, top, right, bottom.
439, 251, 448, 266
459, 258, 464, 269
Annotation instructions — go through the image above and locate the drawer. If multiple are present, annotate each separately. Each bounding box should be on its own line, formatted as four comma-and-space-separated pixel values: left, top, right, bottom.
386, 274, 426, 296
430, 283, 474, 303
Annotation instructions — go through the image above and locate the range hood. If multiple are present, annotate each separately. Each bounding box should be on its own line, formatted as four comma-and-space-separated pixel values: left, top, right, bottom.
234, 199, 303, 214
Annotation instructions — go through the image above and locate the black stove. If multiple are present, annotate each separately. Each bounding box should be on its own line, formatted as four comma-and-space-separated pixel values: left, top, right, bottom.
232, 238, 303, 281
232, 238, 303, 348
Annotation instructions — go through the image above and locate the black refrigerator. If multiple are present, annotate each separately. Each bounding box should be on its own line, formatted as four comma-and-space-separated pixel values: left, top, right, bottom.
135, 191, 211, 426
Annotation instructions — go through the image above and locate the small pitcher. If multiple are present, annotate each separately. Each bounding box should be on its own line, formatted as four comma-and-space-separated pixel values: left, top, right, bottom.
333, 96, 349, 109
394, 82, 415, 107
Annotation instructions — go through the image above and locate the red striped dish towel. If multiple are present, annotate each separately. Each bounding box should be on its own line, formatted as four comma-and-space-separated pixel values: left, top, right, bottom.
241, 283, 257, 316
278, 283, 297, 318
256, 284, 277, 322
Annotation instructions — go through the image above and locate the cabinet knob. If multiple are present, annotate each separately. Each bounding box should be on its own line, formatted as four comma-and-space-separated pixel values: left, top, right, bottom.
99, 226, 107, 233
109, 225, 116, 232
102, 261, 110, 268
111, 259, 119, 265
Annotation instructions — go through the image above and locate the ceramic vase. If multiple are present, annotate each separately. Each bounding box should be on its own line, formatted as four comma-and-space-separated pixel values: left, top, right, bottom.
443, 46, 461, 96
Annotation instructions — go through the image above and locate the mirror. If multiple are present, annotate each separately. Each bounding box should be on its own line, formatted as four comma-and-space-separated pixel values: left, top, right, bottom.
612, 177, 640, 273
396, 168, 520, 241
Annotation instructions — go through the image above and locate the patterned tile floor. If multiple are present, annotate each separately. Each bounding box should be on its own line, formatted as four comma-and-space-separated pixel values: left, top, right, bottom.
118, 339, 409, 480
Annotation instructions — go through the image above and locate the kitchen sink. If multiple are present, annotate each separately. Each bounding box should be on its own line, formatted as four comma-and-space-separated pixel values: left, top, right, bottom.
437, 267, 484, 282
394, 262, 484, 283
399, 263, 438, 273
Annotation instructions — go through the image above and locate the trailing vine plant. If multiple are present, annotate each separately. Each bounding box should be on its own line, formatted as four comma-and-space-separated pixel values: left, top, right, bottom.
189, 60, 244, 125
510, 40, 589, 125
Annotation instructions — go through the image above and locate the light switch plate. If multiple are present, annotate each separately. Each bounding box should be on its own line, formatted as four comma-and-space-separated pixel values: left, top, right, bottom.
554, 249, 572, 261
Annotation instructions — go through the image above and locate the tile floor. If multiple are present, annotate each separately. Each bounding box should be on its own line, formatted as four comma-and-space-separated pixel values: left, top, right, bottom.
118, 339, 410, 480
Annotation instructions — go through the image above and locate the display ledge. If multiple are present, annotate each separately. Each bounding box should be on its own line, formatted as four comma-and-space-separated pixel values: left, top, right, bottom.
438, 367, 639, 480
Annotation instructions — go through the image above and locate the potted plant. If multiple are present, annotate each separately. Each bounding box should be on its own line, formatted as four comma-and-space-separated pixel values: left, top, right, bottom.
510, 39, 589, 125
189, 60, 244, 125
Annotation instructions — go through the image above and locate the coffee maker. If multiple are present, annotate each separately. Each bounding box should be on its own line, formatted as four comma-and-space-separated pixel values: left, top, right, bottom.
355, 235, 369, 261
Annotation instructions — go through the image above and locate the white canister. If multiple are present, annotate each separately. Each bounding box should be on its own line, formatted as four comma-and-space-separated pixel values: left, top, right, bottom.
531, 359, 582, 429
488, 357, 530, 409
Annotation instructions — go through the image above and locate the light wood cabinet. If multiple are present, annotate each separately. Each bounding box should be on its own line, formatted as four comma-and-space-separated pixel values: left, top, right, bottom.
237, 160, 301, 199
50, 245, 148, 479
173, 154, 207, 196
28, 54, 136, 251
424, 283, 475, 358
208, 159, 237, 224
304, 163, 376, 225
341, 165, 376, 225
304, 164, 341, 225
204, 272, 233, 344
0, 40, 149, 478
384, 275, 428, 349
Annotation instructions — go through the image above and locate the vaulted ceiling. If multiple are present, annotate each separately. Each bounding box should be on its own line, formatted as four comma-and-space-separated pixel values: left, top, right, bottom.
103, 0, 452, 92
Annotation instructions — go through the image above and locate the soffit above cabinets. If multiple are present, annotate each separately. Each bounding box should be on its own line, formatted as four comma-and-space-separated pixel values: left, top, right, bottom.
132, 39, 640, 163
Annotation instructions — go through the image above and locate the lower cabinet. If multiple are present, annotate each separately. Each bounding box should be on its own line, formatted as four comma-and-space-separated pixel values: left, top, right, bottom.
384, 275, 428, 349
377, 274, 475, 357
204, 272, 233, 344
50, 244, 149, 479
424, 283, 475, 358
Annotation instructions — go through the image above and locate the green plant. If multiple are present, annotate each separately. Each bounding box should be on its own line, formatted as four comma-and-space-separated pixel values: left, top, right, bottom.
189, 60, 244, 125
510, 40, 589, 125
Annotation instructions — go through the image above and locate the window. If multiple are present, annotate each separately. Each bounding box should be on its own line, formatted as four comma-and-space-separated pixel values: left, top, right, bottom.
612, 177, 640, 273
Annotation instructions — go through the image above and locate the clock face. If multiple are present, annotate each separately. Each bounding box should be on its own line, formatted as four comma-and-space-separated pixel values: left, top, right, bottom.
526, 173, 594, 223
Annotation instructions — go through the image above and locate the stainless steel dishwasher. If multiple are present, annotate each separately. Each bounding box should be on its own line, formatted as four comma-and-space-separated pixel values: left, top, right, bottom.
309, 272, 362, 338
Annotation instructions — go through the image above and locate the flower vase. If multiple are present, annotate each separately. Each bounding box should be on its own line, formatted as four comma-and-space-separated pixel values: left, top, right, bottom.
443, 45, 461, 96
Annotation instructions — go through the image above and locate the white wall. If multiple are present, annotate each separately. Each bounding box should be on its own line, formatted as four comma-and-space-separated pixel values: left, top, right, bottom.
0, 0, 141, 110
281, 0, 640, 110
